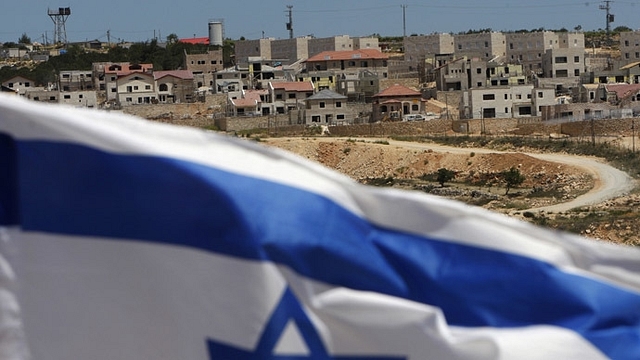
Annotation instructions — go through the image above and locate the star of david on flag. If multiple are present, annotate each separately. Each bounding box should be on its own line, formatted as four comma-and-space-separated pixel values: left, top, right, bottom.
0, 94, 638, 360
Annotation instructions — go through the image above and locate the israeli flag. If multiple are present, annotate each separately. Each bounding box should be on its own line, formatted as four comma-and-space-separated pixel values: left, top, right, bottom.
0, 94, 639, 359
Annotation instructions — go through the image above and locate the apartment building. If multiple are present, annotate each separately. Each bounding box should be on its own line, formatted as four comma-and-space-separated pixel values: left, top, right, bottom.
620, 31, 640, 63
308, 35, 353, 58
403, 34, 455, 62
59, 90, 98, 108
58, 70, 94, 91
303, 89, 349, 125
305, 49, 389, 79
454, 32, 506, 61
505, 31, 585, 75
234, 38, 272, 66
539, 47, 584, 91
271, 37, 310, 65
467, 85, 555, 119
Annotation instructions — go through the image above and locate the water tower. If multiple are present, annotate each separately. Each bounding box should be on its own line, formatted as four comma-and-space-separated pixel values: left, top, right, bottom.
48, 7, 71, 44
208, 19, 224, 47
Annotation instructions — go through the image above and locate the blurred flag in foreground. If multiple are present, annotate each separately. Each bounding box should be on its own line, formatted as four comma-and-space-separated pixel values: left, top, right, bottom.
0, 94, 639, 360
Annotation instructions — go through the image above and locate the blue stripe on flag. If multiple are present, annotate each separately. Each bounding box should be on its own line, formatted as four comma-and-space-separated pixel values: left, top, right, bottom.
8, 139, 640, 359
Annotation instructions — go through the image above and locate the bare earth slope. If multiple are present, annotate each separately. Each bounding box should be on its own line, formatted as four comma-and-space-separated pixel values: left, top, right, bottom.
264, 137, 638, 245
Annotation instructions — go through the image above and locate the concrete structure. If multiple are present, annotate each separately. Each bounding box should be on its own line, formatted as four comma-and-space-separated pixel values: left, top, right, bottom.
620, 31, 640, 63
227, 89, 268, 116
2, 76, 35, 94
505, 31, 584, 75
308, 35, 353, 58
58, 70, 94, 91
154, 70, 195, 103
539, 47, 584, 91
303, 89, 349, 125
371, 84, 426, 122
208, 20, 224, 47
99, 62, 154, 101
116, 72, 156, 105
466, 85, 555, 119
305, 49, 389, 79
268, 81, 314, 113
23, 89, 59, 103
59, 90, 98, 108
454, 32, 506, 61
352, 37, 380, 51
234, 38, 272, 66
271, 37, 310, 65
403, 33, 455, 62
335, 70, 380, 102
185, 49, 223, 92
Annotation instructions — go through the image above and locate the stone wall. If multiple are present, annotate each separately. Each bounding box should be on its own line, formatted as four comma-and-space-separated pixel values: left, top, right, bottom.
560, 118, 638, 137
327, 118, 452, 137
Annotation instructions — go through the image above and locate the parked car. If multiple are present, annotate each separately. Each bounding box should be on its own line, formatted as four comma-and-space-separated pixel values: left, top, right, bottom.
403, 114, 426, 121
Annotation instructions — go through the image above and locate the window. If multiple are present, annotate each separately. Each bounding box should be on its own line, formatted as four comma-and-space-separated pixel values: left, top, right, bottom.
625, 40, 630, 46
159, 84, 168, 91
626, 53, 630, 59
555, 70, 568, 77
574, 56, 580, 63
33, 96, 39, 101
336, 101, 342, 108
79, 94, 83, 99
505, 107, 509, 114
319, 102, 326, 108
484, 41, 489, 47
276, 94, 283, 100
516, 94, 522, 99
538, 92, 543, 98
457, 44, 462, 50
111, 88, 117, 93
504, 94, 508, 100
145, 85, 151, 90
476, 68, 482, 74
636, 52, 640, 59
477, 82, 483, 87
555, 56, 567, 64
49, 96, 56, 101
311, 115, 321, 122
483, 94, 495, 100
63, 94, 71, 99
574, 69, 580, 76
412, 104, 419, 111
133, 86, 139, 90
126, 97, 132, 102
287, 93, 296, 99
337, 114, 345, 120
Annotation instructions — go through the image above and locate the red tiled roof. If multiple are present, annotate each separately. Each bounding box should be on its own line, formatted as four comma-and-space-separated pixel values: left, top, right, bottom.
154, 70, 194, 80
231, 98, 258, 107
271, 81, 314, 92
373, 84, 422, 98
605, 83, 640, 100
179, 37, 210, 45
306, 49, 388, 62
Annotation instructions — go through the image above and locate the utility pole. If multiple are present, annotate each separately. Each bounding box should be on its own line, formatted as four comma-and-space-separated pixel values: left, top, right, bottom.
599, 1, 614, 46
401, 5, 408, 38
286, 5, 294, 39
107, 29, 111, 46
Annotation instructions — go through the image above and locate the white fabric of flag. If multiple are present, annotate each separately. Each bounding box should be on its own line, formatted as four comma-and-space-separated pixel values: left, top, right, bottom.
0, 94, 639, 360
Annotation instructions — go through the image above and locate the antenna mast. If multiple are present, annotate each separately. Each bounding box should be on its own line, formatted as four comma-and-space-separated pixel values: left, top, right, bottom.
286, 5, 294, 39
599, 1, 614, 46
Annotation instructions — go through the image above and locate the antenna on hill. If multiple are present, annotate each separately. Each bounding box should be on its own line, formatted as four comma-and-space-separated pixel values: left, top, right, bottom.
286, 5, 294, 39
599, 0, 614, 46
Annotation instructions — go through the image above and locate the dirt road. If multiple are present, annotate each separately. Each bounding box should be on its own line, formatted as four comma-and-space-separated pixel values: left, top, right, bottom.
384, 139, 636, 213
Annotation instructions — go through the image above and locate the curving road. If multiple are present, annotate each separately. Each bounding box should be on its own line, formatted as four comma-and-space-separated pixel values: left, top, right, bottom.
384, 139, 636, 213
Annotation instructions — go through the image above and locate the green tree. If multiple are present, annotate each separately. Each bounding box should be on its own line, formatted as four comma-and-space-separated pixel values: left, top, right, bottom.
502, 167, 525, 195
436, 168, 456, 187
18, 33, 31, 44
166, 33, 179, 45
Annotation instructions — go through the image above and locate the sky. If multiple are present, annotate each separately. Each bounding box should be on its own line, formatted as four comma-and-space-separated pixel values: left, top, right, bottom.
3, 0, 640, 44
